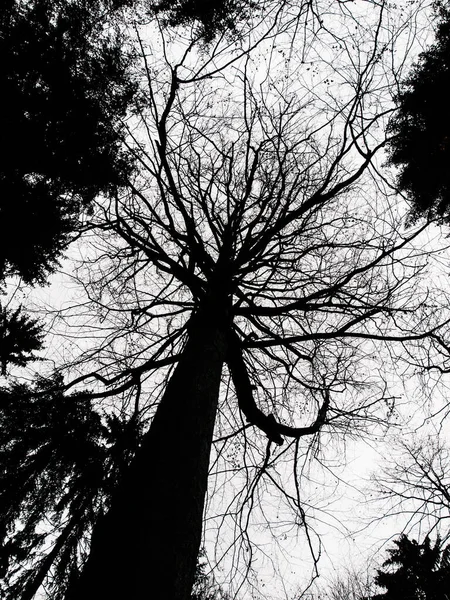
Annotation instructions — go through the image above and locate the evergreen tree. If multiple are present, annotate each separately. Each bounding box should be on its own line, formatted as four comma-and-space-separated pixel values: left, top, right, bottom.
0, 304, 44, 376
0, 374, 141, 600
387, 3, 450, 222
0, 0, 136, 284
0, 0, 136, 374
373, 534, 450, 600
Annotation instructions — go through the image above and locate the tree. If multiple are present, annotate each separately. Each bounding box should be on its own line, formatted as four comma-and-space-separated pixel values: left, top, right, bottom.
372, 435, 450, 538
0, 0, 136, 285
311, 566, 377, 600
151, 0, 259, 42
372, 534, 450, 600
0, 0, 254, 373
0, 303, 44, 376
387, 3, 450, 222
0, 374, 141, 600
0, 0, 136, 374
1, 2, 448, 600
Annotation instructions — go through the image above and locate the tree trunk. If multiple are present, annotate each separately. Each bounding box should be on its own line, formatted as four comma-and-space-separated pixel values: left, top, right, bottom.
66, 300, 229, 600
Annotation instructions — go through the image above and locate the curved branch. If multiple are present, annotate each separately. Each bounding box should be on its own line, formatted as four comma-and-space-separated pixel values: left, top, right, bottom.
226, 329, 330, 445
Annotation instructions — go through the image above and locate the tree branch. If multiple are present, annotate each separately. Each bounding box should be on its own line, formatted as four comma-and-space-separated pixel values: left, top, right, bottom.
227, 329, 330, 445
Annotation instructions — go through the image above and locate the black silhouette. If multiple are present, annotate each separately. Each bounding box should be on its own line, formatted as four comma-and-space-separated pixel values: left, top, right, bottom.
372, 534, 450, 600
388, 4, 450, 222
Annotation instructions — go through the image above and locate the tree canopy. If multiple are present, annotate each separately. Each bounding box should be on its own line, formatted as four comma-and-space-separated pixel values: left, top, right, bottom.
0, 0, 136, 284
0, 304, 44, 376
0, 0, 137, 376
0, 374, 141, 600
387, 3, 450, 222
372, 535, 450, 600
151, 0, 258, 42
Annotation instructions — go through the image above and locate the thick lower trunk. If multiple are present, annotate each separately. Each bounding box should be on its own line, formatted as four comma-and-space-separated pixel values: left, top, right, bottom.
66, 308, 228, 600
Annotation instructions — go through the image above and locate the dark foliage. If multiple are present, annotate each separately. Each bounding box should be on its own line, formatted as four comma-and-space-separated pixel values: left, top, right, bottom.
0, 0, 136, 284
0, 304, 44, 375
387, 4, 450, 222
0, 375, 141, 600
372, 534, 450, 600
151, 0, 259, 42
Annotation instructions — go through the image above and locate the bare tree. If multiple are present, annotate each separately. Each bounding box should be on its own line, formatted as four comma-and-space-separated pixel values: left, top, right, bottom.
371, 435, 450, 541
2, 2, 448, 600
312, 566, 377, 600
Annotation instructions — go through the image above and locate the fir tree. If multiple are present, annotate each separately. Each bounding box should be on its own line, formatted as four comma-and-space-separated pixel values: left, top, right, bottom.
0, 0, 136, 284
373, 534, 450, 600
387, 3, 450, 222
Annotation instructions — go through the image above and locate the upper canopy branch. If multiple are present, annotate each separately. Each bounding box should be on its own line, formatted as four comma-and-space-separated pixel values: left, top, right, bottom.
155, 68, 216, 280
234, 222, 429, 319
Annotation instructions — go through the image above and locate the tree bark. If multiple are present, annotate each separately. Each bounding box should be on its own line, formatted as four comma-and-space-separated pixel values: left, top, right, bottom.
66, 300, 229, 600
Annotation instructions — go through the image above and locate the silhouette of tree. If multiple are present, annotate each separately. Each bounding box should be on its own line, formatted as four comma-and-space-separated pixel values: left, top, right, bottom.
373, 436, 450, 538
0, 304, 44, 376
387, 3, 450, 222
372, 534, 450, 600
0, 0, 241, 287
1, 2, 448, 600
0, 374, 141, 600
0, 0, 136, 285
315, 566, 376, 600
150, 0, 258, 42
0, 0, 254, 374
0, 0, 137, 375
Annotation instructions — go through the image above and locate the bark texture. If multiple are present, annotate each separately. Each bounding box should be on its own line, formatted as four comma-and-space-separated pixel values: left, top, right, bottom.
66, 299, 229, 600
